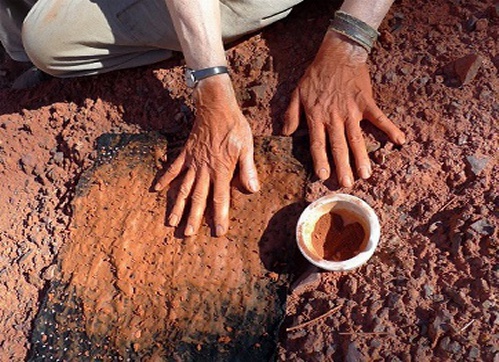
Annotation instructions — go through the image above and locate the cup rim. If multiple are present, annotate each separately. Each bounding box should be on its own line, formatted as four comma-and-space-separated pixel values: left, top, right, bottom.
296, 193, 380, 271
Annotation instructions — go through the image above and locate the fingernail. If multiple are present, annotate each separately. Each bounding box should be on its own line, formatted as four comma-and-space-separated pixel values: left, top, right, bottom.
249, 179, 260, 193
396, 133, 406, 145
154, 182, 162, 191
358, 166, 371, 179
216, 224, 225, 237
341, 175, 353, 188
185, 224, 194, 236
318, 168, 329, 180
169, 214, 179, 227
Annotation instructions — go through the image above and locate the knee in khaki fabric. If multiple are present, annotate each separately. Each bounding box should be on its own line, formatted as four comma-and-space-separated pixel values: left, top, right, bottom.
21, 0, 303, 77
21, 0, 174, 77
220, 0, 303, 41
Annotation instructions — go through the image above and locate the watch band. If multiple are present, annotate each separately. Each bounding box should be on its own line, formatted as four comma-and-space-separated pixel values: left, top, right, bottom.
185, 66, 229, 88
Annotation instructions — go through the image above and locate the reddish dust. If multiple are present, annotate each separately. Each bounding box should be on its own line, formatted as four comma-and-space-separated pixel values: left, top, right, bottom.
311, 211, 366, 261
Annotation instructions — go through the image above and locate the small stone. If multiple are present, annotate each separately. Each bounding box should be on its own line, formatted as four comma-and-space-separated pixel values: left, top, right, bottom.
475, 18, 488, 31
343, 278, 358, 297
249, 84, 267, 101
20, 154, 37, 174
465, 155, 489, 175
42, 264, 58, 281
444, 286, 467, 307
448, 341, 462, 354
468, 346, 480, 359
492, 3, 499, 18
439, 336, 451, 352
452, 54, 484, 85
423, 284, 434, 298
428, 221, 442, 233
465, 15, 478, 31
457, 134, 467, 145
345, 342, 364, 362
52, 152, 65, 166
470, 219, 494, 235
450, 233, 463, 256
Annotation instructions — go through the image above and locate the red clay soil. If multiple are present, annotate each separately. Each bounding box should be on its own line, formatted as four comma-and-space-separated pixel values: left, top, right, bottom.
311, 211, 367, 261
0, 0, 497, 360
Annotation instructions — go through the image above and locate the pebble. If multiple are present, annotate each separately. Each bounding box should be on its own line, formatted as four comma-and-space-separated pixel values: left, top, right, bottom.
465, 15, 478, 31
42, 264, 58, 281
468, 346, 480, 359
451, 54, 484, 85
475, 18, 488, 31
345, 342, 364, 362
342, 278, 358, 297
52, 152, 65, 166
423, 284, 434, 298
20, 154, 37, 174
470, 218, 494, 235
439, 336, 452, 352
465, 155, 489, 175
444, 286, 467, 307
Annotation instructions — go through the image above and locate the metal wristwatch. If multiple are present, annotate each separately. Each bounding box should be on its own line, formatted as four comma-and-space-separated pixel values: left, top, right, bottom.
184, 66, 229, 88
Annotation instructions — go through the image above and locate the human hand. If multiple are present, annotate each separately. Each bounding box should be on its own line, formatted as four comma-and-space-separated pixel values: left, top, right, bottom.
283, 30, 406, 187
155, 74, 260, 237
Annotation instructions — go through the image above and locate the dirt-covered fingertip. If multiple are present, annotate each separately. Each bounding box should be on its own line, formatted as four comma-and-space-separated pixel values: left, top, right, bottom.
394, 130, 406, 145
154, 181, 164, 192
316, 167, 330, 181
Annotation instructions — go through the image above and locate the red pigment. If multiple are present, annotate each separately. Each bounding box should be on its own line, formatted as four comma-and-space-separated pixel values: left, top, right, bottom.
311, 211, 366, 261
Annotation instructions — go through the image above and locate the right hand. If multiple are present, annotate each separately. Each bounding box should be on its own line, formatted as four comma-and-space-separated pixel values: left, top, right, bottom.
155, 74, 260, 237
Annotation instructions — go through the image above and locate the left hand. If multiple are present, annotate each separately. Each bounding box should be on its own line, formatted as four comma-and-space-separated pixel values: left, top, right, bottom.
283, 30, 406, 187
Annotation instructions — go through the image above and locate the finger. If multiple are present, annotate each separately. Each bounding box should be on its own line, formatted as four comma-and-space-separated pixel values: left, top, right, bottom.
184, 167, 210, 237
364, 103, 406, 145
238, 143, 260, 193
346, 119, 371, 179
168, 167, 196, 227
154, 150, 186, 191
213, 173, 231, 237
327, 118, 354, 188
308, 116, 330, 180
283, 89, 300, 136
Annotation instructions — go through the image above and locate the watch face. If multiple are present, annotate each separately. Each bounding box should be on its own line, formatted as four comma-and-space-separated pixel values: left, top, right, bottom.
185, 69, 197, 88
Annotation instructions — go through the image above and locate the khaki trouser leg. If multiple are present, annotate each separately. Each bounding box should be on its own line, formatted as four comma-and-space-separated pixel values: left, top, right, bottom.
0, 0, 36, 61
21, 0, 303, 77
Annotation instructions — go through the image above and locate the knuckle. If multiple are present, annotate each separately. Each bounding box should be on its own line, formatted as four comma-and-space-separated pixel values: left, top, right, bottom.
348, 133, 363, 145
375, 114, 389, 124
212, 194, 229, 206
178, 183, 191, 198
310, 140, 325, 151
330, 142, 347, 154
190, 191, 206, 204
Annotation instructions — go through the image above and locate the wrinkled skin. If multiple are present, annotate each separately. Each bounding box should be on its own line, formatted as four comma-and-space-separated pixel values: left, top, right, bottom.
284, 31, 406, 187
155, 74, 259, 237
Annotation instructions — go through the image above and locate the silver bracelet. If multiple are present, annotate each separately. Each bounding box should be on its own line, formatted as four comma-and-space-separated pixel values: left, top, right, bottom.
329, 11, 380, 53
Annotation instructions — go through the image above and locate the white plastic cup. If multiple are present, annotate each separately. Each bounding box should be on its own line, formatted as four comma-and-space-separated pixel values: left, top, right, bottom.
296, 193, 380, 271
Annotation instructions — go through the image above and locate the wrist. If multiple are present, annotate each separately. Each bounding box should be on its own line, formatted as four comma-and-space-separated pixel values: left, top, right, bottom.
193, 73, 234, 105
324, 30, 369, 63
